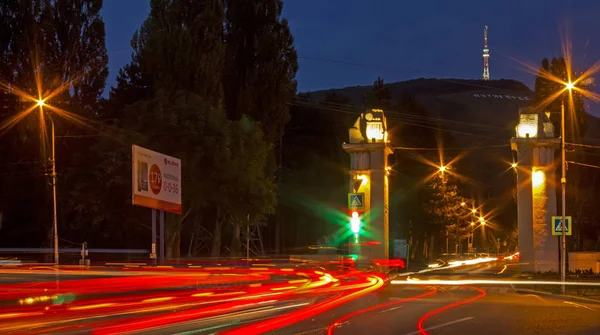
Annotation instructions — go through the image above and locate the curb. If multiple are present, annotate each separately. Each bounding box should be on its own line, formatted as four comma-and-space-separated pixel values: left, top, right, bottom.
515, 288, 600, 306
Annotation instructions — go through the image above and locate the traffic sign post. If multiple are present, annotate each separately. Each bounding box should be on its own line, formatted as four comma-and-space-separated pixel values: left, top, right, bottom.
551, 216, 572, 236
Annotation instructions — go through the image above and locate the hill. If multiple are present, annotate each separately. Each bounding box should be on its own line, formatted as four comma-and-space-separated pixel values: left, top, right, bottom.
307, 78, 600, 144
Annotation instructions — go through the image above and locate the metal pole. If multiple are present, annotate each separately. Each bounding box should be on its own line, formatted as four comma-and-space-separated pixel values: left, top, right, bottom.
159, 210, 165, 264
561, 98, 567, 293
445, 228, 448, 255
51, 118, 59, 266
152, 209, 156, 266
246, 214, 250, 261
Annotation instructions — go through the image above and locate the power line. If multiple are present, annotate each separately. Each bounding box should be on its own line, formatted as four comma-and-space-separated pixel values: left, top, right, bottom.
288, 98, 507, 143
292, 96, 505, 131
393, 144, 509, 151
567, 142, 600, 149
567, 161, 600, 169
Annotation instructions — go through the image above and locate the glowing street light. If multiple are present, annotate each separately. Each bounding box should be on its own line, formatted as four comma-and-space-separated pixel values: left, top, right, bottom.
511, 162, 517, 169
479, 216, 485, 223
471, 209, 477, 214
565, 82, 574, 91
35, 100, 58, 266
439, 165, 446, 173
460, 202, 466, 207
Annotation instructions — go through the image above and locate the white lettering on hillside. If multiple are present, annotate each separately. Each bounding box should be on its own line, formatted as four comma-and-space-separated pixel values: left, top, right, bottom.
473, 93, 531, 100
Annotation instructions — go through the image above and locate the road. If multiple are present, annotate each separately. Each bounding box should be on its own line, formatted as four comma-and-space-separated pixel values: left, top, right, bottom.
1, 258, 599, 334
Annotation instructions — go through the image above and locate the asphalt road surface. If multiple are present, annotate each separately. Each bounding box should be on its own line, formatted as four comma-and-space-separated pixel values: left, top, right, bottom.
277, 286, 599, 335
2, 261, 599, 334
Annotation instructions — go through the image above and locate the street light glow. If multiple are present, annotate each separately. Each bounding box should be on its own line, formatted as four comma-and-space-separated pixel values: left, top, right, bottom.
37, 99, 45, 107
511, 162, 517, 168
460, 202, 466, 207
471, 209, 477, 214
479, 217, 485, 223
532, 169, 545, 187
565, 82, 574, 91
439, 165, 446, 172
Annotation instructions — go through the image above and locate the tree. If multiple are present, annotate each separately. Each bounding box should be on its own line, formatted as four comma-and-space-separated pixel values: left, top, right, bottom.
0, 0, 108, 248
532, 57, 596, 251
223, 0, 298, 142
70, 0, 229, 253
363, 77, 392, 111
533, 57, 587, 141
223, 0, 297, 252
425, 172, 466, 253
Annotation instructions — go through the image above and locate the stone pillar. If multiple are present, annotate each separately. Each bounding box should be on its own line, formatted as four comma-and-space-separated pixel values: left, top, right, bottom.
343, 109, 393, 263
514, 142, 534, 272
511, 139, 559, 273
533, 146, 559, 272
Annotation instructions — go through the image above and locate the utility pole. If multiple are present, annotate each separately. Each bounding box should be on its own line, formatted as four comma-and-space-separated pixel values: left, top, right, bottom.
51, 117, 58, 265
560, 95, 567, 293
246, 214, 250, 261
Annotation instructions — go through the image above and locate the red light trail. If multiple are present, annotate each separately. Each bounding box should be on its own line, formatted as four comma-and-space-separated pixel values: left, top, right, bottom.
416, 286, 486, 335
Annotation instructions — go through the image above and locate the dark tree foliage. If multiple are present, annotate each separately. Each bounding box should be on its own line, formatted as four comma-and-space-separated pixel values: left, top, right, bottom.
279, 92, 351, 248
223, 0, 298, 142
363, 76, 393, 111
0, 0, 108, 249
533, 57, 600, 251
533, 57, 587, 141
63, 0, 296, 257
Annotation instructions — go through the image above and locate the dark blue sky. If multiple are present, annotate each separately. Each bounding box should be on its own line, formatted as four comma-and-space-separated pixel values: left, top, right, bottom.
102, 0, 600, 95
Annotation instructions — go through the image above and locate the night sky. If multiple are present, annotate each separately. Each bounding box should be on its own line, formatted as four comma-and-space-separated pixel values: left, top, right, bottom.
102, 0, 600, 104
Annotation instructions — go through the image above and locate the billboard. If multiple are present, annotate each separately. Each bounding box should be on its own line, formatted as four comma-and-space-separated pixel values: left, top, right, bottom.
132, 145, 182, 214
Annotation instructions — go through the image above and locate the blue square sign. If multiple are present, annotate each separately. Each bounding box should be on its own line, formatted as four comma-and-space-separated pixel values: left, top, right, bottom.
348, 193, 365, 210
552, 216, 572, 236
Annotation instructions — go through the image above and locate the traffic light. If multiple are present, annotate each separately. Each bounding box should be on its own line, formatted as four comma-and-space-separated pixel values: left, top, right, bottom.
350, 211, 361, 234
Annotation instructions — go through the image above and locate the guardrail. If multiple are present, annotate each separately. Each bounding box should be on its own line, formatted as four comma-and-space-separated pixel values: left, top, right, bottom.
0, 248, 149, 254
0, 247, 150, 266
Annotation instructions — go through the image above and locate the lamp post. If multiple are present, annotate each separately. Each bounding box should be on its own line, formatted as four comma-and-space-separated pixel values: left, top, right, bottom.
38, 99, 59, 265
560, 83, 573, 292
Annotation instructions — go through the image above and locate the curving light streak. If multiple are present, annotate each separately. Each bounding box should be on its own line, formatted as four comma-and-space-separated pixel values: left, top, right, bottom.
391, 279, 600, 287
417, 286, 486, 335
327, 288, 438, 335
221, 275, 386, 335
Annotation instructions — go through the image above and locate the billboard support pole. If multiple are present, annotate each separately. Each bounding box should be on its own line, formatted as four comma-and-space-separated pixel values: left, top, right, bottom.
152, 209, 157, 266
160, 210, 165, 264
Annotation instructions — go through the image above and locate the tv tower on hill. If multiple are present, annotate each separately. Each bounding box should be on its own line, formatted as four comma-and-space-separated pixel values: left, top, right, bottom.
482, 25, 490, 80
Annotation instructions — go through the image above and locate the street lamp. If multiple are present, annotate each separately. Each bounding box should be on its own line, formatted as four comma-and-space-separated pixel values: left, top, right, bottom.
560, 82, 574, 291
37, 99, 59, 265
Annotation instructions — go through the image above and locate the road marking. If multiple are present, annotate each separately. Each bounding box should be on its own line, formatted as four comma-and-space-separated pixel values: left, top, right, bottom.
403, 317, 474, 335
524, 293, 548, 304
377, 306, 402, 314
563, 301, 597, 311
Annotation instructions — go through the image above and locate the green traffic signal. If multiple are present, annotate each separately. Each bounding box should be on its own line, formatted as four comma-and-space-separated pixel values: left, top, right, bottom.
350, 211, 361, 234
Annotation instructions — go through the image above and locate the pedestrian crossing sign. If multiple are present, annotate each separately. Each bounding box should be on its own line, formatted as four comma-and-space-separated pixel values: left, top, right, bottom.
551, 216, 572, 236
348, 193, 365, 210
